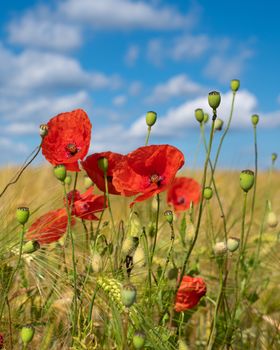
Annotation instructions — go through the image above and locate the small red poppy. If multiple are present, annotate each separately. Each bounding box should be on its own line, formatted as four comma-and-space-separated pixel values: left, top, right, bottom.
42, 109, 92, 172
26, 208, 74, 244
82, 151, 125, 195
174, 275, 207, 312
66, 187, 105, 220
0, 333, 3, 349
167, 177, 201, 212
113, 145, 184, 204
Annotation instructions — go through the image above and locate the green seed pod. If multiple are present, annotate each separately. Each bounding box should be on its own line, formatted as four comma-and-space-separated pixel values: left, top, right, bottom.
53, 165, 67, 182
214, 118, 224, 131
20, 325, 35, 345
272, 153, 277, 164
203, 187, 213, 200
230, 79, 240, 92
240, 170, 254, 192
167, 267, 178, 280
84, 175, 93, 189
213, 241, 227, 256
16, 207, 30, 225
98, 157, 109, 173
208, 91, 221, 110
267, 212, 278, 228
133, 331, 145, 349
39, 124, 48, 137
146, 111, 157, 127
203, 113, 209, 123
164, 210, 173, 224
22, 241, 40, 254
64, 174, 72, 186
178, 339, 189, 350
195, 108, 204, 123
251, 114, 259, 126
227, 237, 240, 252
121, 283, 137, 307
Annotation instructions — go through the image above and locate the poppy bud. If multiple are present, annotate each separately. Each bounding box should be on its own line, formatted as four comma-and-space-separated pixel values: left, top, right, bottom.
16, 207, 30, 225
214, 118, 224, 131
230, 79, 240, 92
98, 157, 109, 173
213, 241, 227, 256
195, 108, 204, 123
133, 331, 145, 349
20, 325, 35, 345
227, 237, 240, 252
240, 170, 254, 192
0, 333, 4, 349
168, 267, 178, 280
39, 124, 48, 137
203, 113, 209, 123
267, 212, 278, 228
146, 111, 157, 127
203, 187, 213, 200
84, 175, 93, 189
122, 236, 139, 257
121, 283, 137, 307
92, 252, 103, 273
133, 246, 146, 267
53, 165, 67, 182
164, 210, 173, 224
22, 241, 40, 254
251, 114, 259, 126
64, 174, 72, 186
208, 91, 221, 110
272, 153, 277, 164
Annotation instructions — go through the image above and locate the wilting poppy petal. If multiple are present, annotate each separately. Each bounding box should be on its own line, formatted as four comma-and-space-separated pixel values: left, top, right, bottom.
167, 177, 200, 212
42, 109, 92, 171
174, 275, 207, 312
26, 208, 74, 244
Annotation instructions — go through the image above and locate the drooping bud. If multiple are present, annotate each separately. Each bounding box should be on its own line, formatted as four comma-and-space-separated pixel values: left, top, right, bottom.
267, 212, 278, 228
213, 241, 227, 256
20, 325, 35, 345
214, 118, 224, 131
98, 157, 109, 173
121, 283, 137, 307
227, 237, 240, 252
240, 170, 254, 192
195, 108, 204, 123
230, 79, 240, 92
251, 114, 259, 126
16, 207, 30, 225
64, 174, 72, 186
133, 246, 146, 267
208, 91, 221, 110
39, 124, 48, 138
203, 187, 213, 200
84, 175, 93, 189
22, 241, 40, 254
203, 113, 209, 123
146, 111, 157, 127
272, 153, 277, 164
53, 165, 67, 182
133, 331, 146, 349
91, 252, 103, 273
164, 210, 173, 224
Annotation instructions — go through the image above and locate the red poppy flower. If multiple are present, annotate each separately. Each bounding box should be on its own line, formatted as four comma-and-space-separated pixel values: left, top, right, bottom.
82, 151, 125, 195
0, 333, 3, 349
42, 109, 92, 172
174, 275, 207, 312
167, 177, 201, 212
26, 208, 74, 244
66, 187, 105, 220
113, 145, 184, 204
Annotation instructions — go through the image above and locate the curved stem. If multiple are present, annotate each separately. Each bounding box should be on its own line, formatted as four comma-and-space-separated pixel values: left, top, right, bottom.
150, 194, 160, 265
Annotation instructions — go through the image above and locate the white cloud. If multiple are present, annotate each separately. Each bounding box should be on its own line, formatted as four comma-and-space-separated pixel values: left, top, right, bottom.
125, 45, 139, 66
171, 34, 210, 60
129, 81, 142, 96
112, 95, 127, 107
59, 0, 196, 30
2, 123, 38, 135
0, 137, 29, 154
7, 6, 82, 52
147, 39, 164, 66
147, 74, 207, 103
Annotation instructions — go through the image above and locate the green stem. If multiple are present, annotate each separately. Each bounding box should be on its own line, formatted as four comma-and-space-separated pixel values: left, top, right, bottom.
145, 126, 151, 146
150, 194, 160, 265
158, 222, 175, 287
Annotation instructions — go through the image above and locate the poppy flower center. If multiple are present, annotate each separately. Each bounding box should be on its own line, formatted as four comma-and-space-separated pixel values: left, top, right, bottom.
66, 143, 78, 156
150, 173, 163, 186
177, 196, 186, 205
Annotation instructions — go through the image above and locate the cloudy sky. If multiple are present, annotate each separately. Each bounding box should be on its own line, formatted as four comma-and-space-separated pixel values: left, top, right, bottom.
0, 0, 279, 169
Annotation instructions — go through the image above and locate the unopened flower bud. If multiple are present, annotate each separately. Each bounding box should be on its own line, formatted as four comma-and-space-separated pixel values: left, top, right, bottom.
203, 113, 209, 123
214, 118, 224, 131
240, 170, 254, 192
272, 153, 277, 164
53, 165, 67, 182
16, 207, 30, 225
84, 175, 93, 189
164, 210, 173, 224
227, 237, 240, 252
22, 241, 40, 254
133, 331, 145, 349
98, 157, 108, 173
208, 91, 221, 110
267, 212, 278, 228
121, 283, 137, 307
203, 187, 213, 200
251, 114, 259, 126
20, 325, 35, 345
213, 241, 227, 256
39, 124, 48, 137
92, 252, 103, 273
167, 267, 178, 280
146, 111, 157, 127
133, 246, 145, 267
230, 79, 240, 92
195, 108, 204, 123
64, 174, 72, 186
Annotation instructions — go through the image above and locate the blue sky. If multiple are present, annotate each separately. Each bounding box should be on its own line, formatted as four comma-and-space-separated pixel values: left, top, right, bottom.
0, 0, 279, 169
